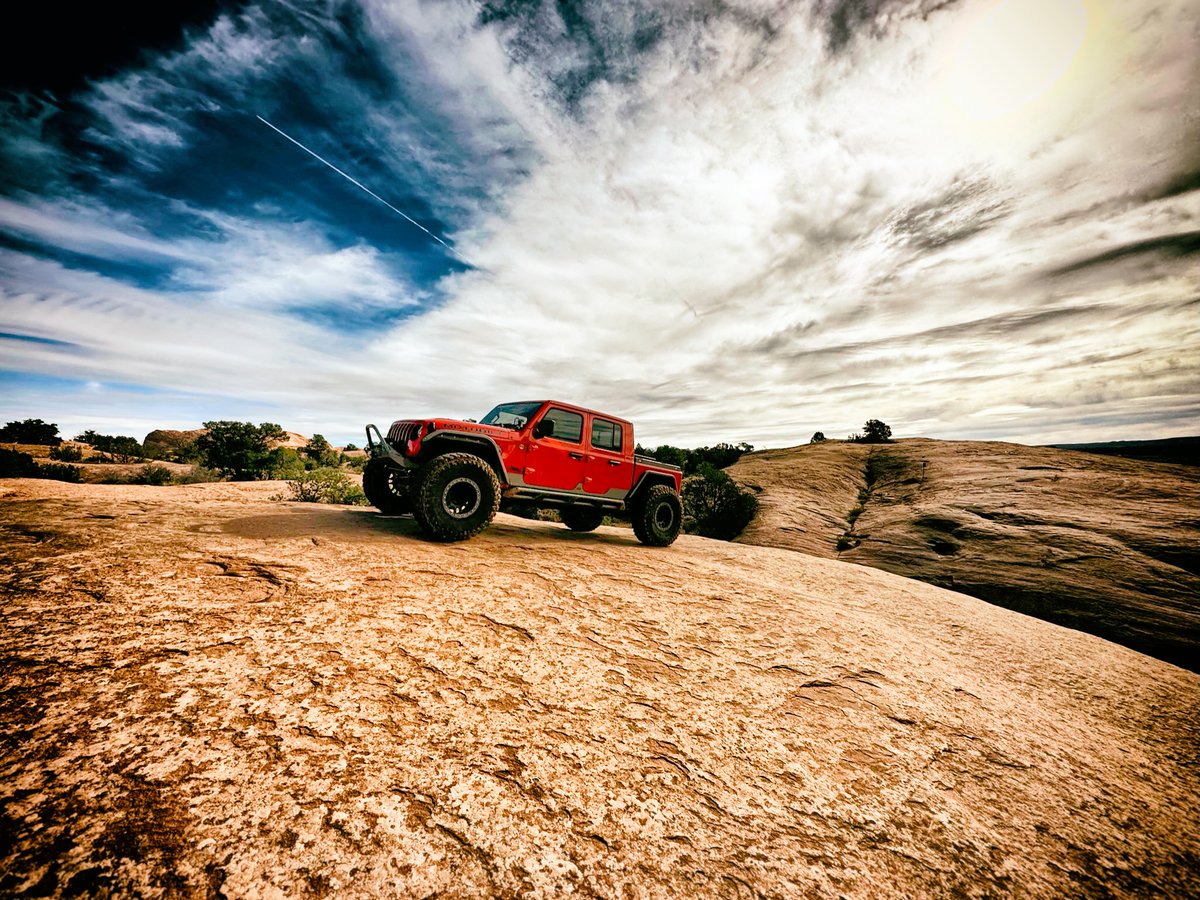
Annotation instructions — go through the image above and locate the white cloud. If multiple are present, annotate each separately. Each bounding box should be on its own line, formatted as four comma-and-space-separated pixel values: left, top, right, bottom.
2, 0, 1198, 446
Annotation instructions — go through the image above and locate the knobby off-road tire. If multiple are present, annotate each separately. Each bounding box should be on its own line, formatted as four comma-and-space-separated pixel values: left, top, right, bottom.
363, 458, 411, 515
631, 485, 683, 547
560, 506, 605, 533
412, 452, 500, 542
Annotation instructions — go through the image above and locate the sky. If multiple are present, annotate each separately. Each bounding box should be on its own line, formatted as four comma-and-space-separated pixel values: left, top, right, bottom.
1, 0, 1197, 449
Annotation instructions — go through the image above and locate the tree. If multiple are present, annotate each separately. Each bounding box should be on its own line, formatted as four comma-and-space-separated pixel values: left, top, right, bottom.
76, 430, 141, 462
196, 421, 287, 480
342, 442, 358, 452
810, 431, 826, 443
636, 441, 755, 475
303, 434, 339, 469
681, 464, 760, 541
861, 419, 893, 444
266, 447, 306, 480
0, 419, 62, 445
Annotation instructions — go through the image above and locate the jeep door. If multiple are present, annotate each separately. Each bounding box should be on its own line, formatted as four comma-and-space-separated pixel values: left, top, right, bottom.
583, 416, 632, 497
523, 406, 586, 491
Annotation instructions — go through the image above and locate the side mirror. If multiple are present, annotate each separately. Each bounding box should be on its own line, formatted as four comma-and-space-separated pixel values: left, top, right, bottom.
533, 419, 555, 439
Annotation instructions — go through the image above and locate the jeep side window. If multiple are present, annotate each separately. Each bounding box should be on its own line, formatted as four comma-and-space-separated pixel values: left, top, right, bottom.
591, 418, 622, 452
541, 408, 583, 443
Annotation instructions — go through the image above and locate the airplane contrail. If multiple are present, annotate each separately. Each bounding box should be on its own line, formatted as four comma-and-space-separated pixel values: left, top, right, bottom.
256, 114, 470, 266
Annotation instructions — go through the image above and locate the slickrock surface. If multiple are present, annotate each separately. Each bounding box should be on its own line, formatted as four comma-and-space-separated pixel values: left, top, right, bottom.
731, 439, 1200, 671
2, 478, 1197, 898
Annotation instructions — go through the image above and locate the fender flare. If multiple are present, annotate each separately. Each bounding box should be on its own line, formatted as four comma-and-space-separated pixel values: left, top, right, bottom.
420, 431, 508, 484
627, 471, 679, 507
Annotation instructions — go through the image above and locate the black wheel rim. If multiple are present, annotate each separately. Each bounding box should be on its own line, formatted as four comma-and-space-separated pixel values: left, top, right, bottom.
443, 477, 482, 519
653, 501, 675, 532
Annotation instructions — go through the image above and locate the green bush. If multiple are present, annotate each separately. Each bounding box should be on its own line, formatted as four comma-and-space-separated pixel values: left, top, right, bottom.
303, 434, 340, 469
172, 440, 205, 464
174, 466, 223, 484
266, 447, 306, 480
284, 467, 368, 505
0, 448, 40, 477
0, 449, 81, 482
38, 463, 82, 483
134, 464, 175, 485
681, 464, 759, 540
50, 444, 83, 462
341, 453, 368, 471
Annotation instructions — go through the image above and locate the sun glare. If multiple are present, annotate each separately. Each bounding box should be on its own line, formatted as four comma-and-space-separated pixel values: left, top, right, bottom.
932, 0, 1121, 152
948, 0, 1088, 120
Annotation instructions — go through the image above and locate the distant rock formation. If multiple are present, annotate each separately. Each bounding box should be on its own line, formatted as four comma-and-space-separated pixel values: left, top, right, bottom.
269, 431, 310, 450
142, 428, 206, 458
731, 437, 1200, 672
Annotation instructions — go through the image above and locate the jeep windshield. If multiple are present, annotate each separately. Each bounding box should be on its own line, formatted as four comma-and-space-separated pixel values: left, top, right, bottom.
480, 401, 543, 429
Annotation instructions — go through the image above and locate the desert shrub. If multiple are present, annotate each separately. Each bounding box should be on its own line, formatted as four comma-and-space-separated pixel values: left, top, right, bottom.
174, 466, 223, 484
0, 419, 62, 445
342, 442, 358, 451
196, 421, 287, 480
341, 453, 368, 471
0, 450, 81, 482
284, 467, 368, 505
810, 431, 826, 443
133, 464, 175, 485
303, 434, 340, 469
0, 448, 40, 477
38, 463, 82, 483
266, 447, 306, 479
171, 440, 205, 464
50, 444, 83, 462
681, 464, 759, 540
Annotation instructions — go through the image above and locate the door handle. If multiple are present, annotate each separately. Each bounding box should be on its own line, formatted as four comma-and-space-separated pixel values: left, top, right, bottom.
569, 452, 584, 460
607, 460, 621, 466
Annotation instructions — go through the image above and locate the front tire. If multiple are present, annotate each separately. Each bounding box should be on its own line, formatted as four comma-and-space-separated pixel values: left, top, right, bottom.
412, 453, 500, 542
631, 485, 683, 547
561, 507, 605, 533
363, 458, 411, 515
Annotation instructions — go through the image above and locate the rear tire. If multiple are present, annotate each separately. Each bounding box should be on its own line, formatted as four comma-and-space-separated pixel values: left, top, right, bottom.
412, 453, 500, 541
631, 485, 683, 546
561, 507, 605, 533
363, 458, 411, 515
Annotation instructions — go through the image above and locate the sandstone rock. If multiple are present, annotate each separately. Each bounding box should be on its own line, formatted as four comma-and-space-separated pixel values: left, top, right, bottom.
141, 428, 206, 457
0, 479, 1196, 897
731, 439, 1200, 671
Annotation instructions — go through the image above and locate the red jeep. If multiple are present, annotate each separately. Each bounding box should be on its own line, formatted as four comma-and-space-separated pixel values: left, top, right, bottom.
363, 400, 684, 545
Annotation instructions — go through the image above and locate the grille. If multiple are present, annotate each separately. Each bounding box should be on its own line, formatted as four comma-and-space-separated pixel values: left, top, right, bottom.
387, 421, 422, 446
